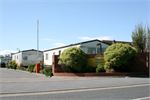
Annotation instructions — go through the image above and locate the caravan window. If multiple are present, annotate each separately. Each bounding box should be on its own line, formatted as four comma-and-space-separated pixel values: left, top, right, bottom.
87, 47, 96, 54
45, 53, 48, 60
23, 56, 28, 60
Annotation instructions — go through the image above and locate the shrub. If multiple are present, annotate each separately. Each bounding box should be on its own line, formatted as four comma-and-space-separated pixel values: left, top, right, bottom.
17, 66, 27, 71
43, 67, 53, 77
8, 60, 17, 69
96, 64, 105, 73
59, 47, 87, 72
104, 43, 137, 72
27, 64, 35, 72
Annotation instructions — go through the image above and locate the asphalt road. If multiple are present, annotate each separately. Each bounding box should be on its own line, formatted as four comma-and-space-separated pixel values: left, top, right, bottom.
0, 68, 150, 100
0, 84, 149, 100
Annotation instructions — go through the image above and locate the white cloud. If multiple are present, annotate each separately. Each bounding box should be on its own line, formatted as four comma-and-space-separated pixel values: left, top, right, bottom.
78, 36, 112, 41
0, 50, 17, 56
52, 43, 66, 47
41, 38, 54, 41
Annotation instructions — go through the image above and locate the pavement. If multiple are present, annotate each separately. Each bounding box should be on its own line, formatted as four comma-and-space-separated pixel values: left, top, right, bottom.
0, 68, 150, 100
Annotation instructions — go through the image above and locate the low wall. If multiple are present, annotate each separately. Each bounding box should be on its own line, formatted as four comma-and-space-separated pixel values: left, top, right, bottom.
53, 72, 129, 77
130, 53, 149, 73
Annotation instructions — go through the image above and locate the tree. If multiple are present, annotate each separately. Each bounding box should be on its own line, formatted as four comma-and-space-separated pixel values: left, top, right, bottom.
132, 24, 146, 53
104, 43, 137, 72
59, 47, 87, 72
146, 27, 150, 52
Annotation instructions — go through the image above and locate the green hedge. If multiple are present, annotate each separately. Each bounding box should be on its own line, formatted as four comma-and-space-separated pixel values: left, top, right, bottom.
104, 43, 137, 72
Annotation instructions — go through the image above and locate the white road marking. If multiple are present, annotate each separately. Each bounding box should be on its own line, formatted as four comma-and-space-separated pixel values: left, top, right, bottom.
0, 84, 149, 97
132, 96, 150, 100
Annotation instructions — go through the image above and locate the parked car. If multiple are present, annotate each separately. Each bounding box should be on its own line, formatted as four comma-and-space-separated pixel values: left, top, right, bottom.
0, 62, 6, 68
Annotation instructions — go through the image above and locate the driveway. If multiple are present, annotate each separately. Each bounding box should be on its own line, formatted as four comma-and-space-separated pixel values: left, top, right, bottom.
0, 68, 150, 99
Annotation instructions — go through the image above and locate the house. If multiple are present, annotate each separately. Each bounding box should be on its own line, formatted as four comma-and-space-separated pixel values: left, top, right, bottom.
44, 39, 113, 67
12, 49, 43, 66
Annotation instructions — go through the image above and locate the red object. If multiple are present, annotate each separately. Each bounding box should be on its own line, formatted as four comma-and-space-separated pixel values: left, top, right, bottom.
36, 63, 40, 73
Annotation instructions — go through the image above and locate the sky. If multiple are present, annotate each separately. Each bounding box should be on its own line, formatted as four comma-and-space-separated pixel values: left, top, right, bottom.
0, 0, 149, 55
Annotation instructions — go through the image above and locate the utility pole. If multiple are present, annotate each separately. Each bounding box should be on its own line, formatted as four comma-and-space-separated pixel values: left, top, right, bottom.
36, 19, 40, 72
37, 19, 39, 52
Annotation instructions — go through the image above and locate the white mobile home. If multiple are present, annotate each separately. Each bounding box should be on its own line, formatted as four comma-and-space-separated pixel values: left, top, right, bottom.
44, 39, 110, 66
12, 49, 43, 66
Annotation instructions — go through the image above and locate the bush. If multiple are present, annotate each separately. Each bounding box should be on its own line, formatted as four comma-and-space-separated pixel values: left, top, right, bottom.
96, 64, 105, 73
27, 64, 35, 72
104, 43, 137, 72
17, 66, 27, 71
43, 67, 53, 77
59, 47, 87, 72
8, 60, 17, 69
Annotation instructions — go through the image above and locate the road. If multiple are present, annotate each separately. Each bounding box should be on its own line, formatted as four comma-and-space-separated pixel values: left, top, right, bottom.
0, 84, 149, 100
0, 68, 150, 100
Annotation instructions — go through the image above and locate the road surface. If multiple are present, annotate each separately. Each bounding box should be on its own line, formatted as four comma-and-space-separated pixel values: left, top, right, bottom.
0, 68, 150, 100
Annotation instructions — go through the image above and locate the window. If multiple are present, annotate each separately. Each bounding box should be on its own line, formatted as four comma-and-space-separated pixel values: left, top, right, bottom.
87, 47, 96, 54
45, 53, 48, 60
23, 56, 28, 60
96, 47, 101, 54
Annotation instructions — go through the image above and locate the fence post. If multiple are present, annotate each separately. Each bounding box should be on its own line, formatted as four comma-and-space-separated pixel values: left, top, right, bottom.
52, 55, 56, 74
148, 52, 150, 68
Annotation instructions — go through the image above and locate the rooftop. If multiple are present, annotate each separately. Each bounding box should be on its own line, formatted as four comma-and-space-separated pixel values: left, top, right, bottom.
44, 39, 131, 52
12, 49, 43, 55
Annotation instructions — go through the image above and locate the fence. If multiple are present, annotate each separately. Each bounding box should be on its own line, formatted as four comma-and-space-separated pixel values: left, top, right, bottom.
130, 52, 149, 73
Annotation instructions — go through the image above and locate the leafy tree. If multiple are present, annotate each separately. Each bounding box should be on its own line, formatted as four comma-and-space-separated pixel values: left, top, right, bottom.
59, 47, 87, 72
132, 24, 146, 53
104, 43, 137, 72
146, 27, 150, 52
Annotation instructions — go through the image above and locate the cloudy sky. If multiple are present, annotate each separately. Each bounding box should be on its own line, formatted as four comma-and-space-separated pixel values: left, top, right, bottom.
0, 0, 149, 55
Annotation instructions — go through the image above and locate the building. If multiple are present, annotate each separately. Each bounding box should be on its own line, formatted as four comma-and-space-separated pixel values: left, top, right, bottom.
43, 39, 113, 67
12, 49, 43, 66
